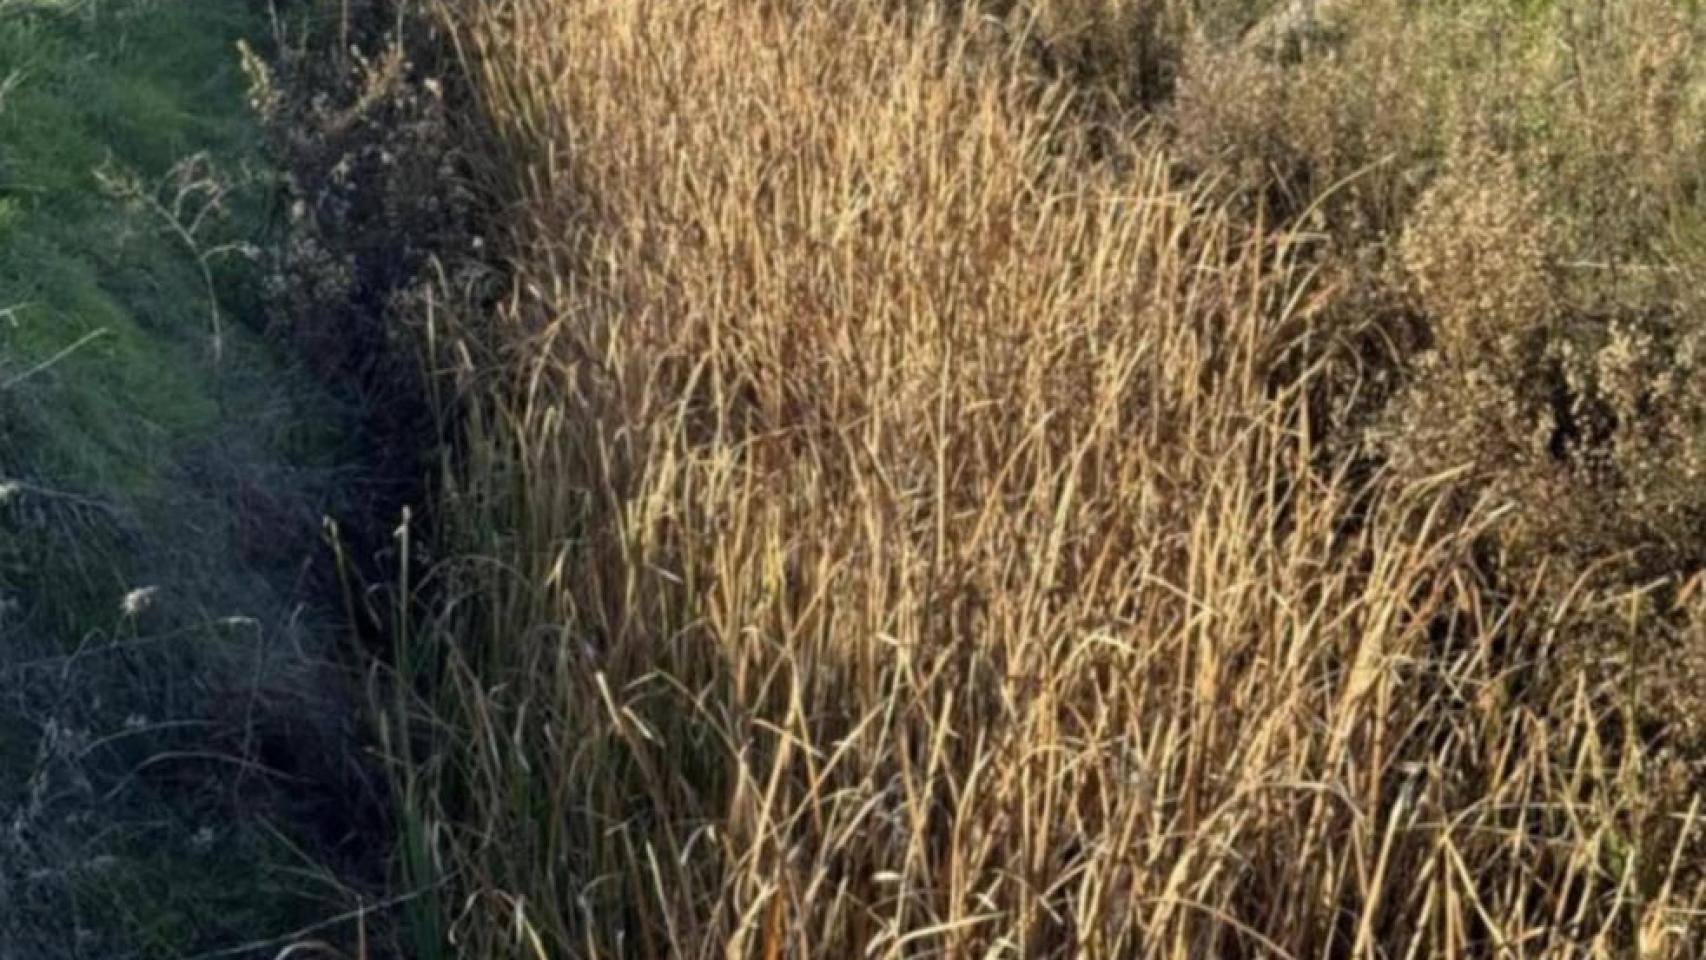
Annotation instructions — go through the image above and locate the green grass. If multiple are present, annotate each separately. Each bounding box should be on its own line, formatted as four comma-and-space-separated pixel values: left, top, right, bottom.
0, 2, 378, 955
0, 1, 260, 494
0, 1, 247, 631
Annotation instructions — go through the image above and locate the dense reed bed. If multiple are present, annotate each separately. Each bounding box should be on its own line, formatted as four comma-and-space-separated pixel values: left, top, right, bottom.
380, 1, 1706, 956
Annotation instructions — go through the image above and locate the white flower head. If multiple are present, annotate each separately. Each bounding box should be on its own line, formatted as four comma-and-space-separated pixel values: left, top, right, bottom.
120, 586, 158, 618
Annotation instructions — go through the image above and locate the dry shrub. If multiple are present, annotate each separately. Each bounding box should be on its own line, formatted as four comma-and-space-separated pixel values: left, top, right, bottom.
242, 3, 466, 431
1164, 0, 1706, 373
1384, 149, 1559, 490
385, 0, 1706, 956
1332, 5, 1706, 871
1169, 0, 1442, 233
1172, 1, 1706, 579
1379, 148, 1706, 808
242, 0, 483, 583
1400, 151, 1557, 359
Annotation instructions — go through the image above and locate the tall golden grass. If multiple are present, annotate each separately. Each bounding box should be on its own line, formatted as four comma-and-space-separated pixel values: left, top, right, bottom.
388, 1, 1706, 956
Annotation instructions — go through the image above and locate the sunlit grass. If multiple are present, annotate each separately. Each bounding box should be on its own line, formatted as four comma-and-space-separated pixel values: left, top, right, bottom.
386, 0, 1706, 956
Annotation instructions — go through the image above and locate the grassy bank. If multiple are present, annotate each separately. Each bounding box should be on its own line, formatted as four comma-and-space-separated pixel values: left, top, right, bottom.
374, 0, 1706, 956
0, 2, 385, 954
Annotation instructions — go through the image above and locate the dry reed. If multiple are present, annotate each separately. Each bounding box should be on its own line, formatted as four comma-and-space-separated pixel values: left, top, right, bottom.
385, 1, 1706, 956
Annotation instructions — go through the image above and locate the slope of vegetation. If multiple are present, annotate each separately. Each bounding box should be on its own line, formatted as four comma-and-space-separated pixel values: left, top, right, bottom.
0, 2, 385, 954
360, 0, 1706, 956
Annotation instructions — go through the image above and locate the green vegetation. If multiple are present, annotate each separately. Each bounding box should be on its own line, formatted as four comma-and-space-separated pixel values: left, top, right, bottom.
0, 0, 266, 633
0, 2, 382, 955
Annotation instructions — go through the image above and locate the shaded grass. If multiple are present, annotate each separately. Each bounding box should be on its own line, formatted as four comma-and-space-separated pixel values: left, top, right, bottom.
0, 1, 387, 955
0, 0, 263, 635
